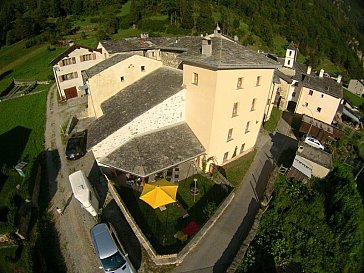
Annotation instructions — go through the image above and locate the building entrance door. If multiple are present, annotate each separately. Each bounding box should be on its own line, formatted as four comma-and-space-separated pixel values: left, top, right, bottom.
64, 86, 78, 99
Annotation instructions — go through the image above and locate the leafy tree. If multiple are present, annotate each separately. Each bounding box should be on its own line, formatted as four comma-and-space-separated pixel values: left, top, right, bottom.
196, 1, 215, 33
238, 170, 364, 273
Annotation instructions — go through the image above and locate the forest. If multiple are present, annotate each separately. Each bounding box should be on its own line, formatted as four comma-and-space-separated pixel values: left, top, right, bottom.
237, 166, 364, 273
0, 0, 363, 79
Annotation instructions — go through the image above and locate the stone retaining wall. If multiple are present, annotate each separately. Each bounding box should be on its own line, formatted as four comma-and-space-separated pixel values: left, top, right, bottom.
106, 175, 235, 265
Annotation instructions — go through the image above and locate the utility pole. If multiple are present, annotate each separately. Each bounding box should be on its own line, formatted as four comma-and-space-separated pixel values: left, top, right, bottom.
355, 163, 364, 181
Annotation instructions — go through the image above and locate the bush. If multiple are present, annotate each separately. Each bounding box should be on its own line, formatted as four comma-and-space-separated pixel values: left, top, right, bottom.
137, 18, 167, 32
90, 17, 100, 23
165, 25, 190, 35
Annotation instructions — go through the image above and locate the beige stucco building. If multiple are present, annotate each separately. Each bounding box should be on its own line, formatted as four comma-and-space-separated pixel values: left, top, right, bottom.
184, 63, 276, 165
50, 44, 104, 100
288, 142, 333, 181
272, 46, 343, 125
295, 77, 342, 124
83, 54, 163, 118
66, 30, 280, 177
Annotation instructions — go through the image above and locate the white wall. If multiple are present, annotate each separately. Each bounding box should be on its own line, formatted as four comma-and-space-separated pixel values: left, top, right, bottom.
92, 90, 185, 160
54, 47, 103, 99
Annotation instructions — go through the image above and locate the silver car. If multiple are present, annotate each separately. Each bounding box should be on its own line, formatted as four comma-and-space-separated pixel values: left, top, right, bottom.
90, 223, 135, 273
304, 136, 325, 150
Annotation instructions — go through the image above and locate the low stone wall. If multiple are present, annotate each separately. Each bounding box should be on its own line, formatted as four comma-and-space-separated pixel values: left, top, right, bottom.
106, 176, 235, 265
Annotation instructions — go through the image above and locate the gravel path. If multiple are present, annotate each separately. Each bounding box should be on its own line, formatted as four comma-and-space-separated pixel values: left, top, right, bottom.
44, 84, 101, 273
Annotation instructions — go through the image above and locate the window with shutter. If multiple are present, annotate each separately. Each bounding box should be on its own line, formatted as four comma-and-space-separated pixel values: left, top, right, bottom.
72, 57, 76, 64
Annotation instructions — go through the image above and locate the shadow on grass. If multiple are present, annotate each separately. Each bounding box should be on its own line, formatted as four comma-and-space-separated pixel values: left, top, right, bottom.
0, 70, 13, 81
0, 126, 31, 194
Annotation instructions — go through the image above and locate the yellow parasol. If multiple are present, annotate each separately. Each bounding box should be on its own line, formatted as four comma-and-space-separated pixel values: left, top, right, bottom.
139, 178, 178, 209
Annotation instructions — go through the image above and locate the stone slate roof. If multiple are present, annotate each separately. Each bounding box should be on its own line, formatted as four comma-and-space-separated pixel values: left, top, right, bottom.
180, 37, 280, 69
302, 75, 343, 99
101, 123, 205, 177
275, 59, 343, 99
83, 54, 134, 80
297, 141, 333, 170
50, 44, 101, 66
100, 36, 280, 69
287, 42, 297, 50
99, 36, 202, 54
275, 69, 293, 84
87, 67, 183, 148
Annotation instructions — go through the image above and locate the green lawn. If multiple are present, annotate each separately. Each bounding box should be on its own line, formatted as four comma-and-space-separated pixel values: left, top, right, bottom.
0, 245, 26, 273
344, 88, 364, 107
0, 41, 65, 94
264, 106, 281, 133
0, 91, 47, 206
223, 150, 257, 187
0, 90, 48, 272
116, 174, 231, 254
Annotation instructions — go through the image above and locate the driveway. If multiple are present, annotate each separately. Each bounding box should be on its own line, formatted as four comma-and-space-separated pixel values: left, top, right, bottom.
45, 85, 143, 273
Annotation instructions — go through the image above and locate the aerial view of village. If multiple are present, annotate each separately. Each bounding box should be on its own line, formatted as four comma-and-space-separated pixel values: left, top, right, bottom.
0, 1, 363, 273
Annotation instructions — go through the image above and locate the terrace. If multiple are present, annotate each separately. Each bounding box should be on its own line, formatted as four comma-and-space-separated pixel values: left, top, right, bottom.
103, 160, 233, 255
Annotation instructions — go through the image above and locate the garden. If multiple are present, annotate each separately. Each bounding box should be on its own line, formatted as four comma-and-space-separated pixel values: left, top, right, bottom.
116, 173, 233, 255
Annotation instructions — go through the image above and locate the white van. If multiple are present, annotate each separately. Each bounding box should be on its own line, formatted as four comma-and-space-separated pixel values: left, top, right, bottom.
69, 170, 99, 216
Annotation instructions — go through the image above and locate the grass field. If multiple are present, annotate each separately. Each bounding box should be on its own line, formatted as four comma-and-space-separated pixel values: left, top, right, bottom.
0, 91, 47, 206
344, 88, 364, 107
0, 245, 26, 273
0, 90, 48, 272
0, 41, 65, 94
264, 107, 282, 133
224, 150, 257, 187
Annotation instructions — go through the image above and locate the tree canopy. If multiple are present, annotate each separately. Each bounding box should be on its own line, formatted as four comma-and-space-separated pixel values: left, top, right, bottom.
238, 167, 364, 273
0, 0, 363, 78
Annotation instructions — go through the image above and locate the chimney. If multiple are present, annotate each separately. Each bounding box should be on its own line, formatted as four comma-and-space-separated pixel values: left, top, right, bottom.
337, 75, 342, 83
234, 35, 239, 42
214, 24, 221, 36
202, 37, 212, 57
319, 68, 324, 78
69, 40, 75, 47
307, 66, 312, 75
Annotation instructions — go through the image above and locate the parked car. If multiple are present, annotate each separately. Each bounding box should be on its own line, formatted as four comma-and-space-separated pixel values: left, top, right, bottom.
304, 136, 325, 150
90, 223, 135, 273
65, 130, 87, 160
